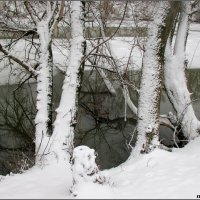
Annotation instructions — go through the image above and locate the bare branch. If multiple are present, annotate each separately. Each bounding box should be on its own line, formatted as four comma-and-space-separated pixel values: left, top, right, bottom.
50, 0, 65, 34
24, 1, 37, 26
81, 1, 128, 65
0, 43, 37, 77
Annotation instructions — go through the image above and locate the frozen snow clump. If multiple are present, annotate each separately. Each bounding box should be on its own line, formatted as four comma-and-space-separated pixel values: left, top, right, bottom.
71, 145, 106, 184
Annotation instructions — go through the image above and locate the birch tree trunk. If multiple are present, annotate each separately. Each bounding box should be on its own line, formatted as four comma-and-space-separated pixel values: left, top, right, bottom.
164, 1, 200, 140
48, 1, 85, 162
35, 8, 54, 165
132, 1, 173, 157
34, 1, 65, 164
0, 1, 65, 165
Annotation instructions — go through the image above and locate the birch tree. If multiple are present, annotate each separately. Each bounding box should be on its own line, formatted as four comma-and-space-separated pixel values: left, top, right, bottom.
0, 1, 65, 165
164, 1, 200, 140
47, 1, 86, 162
34, 1, 65, 165
132, 1, 176, 156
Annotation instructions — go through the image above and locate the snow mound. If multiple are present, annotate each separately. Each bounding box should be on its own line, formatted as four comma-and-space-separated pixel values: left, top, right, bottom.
72, 145, 99, 179
70, 146, 107, 197
103, 136, 200, 199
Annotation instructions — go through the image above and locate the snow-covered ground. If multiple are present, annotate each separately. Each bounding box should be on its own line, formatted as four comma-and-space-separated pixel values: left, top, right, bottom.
0, 137, 200, 199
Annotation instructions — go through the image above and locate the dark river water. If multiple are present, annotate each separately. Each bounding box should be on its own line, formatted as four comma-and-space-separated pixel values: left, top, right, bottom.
0, 68, 200, 174
75, 69, 200, 169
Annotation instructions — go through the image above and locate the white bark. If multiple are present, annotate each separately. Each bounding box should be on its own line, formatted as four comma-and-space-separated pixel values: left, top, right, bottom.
97, 68, 116, 96
132, 2, 170, 157
35, 3, 53, 164
164, 2, 200, 139
48, 1, 85, 162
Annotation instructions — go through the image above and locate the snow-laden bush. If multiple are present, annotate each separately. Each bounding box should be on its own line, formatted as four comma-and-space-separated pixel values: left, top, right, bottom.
71, 145, 106, 183
70, 145, 106, 196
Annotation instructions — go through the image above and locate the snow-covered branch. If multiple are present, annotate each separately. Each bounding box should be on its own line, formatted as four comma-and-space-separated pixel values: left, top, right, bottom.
0, 43, 37, 77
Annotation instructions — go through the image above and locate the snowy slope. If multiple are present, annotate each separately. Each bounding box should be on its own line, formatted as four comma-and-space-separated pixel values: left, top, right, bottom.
0, 162, 73, 199
0, 137, 200, 199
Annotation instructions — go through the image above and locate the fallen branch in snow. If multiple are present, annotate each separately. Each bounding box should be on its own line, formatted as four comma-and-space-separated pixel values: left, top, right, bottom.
158, 144, 172, 152
159, 116, 175, 130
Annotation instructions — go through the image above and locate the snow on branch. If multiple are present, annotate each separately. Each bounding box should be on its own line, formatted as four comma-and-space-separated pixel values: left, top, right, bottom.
0, 43, 37, 77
